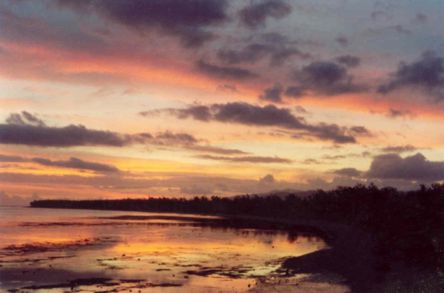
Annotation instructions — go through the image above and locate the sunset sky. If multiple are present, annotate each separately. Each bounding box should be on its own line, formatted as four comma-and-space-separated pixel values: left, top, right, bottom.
1, 0, 444, 201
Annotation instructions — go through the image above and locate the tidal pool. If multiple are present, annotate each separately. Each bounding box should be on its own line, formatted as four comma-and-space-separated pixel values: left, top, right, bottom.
0, 206, 348, 292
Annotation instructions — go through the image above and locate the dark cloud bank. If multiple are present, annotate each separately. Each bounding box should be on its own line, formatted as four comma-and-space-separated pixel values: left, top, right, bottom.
32, 157, 119, 173
0, 154, 119, 173
367, 153, 444, 181
258, 57, 365, 103
56, 0, 229, 47
142, 102, 371, 144
0, 123, 127, 147
1, 112, 293, 165
217, 40, 310, 67
379, 51, 444, 100
292, 60, 366, 96
334, 153, 444, 183
0, 112, 244, 156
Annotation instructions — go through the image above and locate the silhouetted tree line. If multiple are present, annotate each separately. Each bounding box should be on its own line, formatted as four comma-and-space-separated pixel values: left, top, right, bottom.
31, 184, 444, 273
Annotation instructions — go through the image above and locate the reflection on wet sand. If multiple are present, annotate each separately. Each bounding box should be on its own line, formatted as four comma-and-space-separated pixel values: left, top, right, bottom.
2, 237, 116, 255
0, 207, 348, 292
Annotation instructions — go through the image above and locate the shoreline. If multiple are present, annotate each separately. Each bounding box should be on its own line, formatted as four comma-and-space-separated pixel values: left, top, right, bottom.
28, 204, 444, 292
29, 205, 363, 291
2, 205, 340, 293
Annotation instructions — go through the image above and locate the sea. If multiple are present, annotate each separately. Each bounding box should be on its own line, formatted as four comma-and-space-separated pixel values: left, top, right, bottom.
0, 206, 348, 292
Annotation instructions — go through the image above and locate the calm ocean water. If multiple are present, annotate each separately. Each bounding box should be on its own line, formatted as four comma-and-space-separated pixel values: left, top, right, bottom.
0, 206, 347, 292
